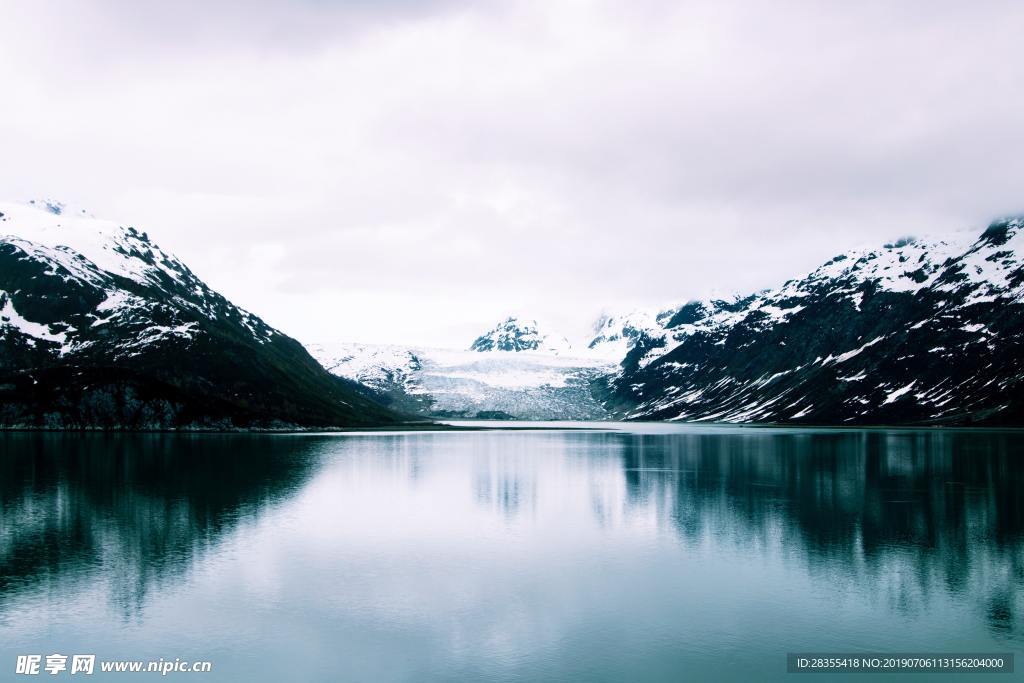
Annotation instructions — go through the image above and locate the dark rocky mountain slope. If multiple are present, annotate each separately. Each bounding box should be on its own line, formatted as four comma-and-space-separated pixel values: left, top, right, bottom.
0, 200, 402, 429
598, 218, 1024, 425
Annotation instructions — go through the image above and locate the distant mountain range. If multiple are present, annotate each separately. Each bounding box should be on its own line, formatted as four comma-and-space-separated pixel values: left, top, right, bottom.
0, 200, 403, 429
308, 318, 612, 420
3, 199, 1021, 427
315, 220, 1024, 426
596, 219, 1024, 425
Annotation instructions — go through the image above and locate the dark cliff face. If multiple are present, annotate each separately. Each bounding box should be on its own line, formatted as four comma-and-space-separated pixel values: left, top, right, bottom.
0, 202, 402, 429
604, 220, 1024, 426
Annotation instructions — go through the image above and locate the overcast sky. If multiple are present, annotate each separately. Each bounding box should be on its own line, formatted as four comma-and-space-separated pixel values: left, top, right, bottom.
2, 0, 1022, 347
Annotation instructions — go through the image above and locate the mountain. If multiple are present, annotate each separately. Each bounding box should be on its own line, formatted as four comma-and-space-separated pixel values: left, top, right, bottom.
13, 197, 1017, 428
307, 342, 433, 416
588, 309, 676, 360
596, 218, 1024, 425
469, 317, 571, 353
0, 199, 402, 429
309, 327, 611, 420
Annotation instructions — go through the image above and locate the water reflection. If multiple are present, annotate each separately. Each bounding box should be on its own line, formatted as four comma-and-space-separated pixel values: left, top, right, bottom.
0, 427, 1021, 681
604, 430, 1024, 639
0, 433, 321, 617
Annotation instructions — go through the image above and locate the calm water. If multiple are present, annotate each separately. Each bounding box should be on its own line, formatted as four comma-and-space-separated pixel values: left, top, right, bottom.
1, 424, 1022, 681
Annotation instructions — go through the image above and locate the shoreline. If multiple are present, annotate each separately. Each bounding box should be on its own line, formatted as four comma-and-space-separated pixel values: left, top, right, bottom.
1, 420, 1021, 434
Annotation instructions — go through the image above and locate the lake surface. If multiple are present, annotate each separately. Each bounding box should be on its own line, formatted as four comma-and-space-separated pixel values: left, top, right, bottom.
1, 424, 1022, 681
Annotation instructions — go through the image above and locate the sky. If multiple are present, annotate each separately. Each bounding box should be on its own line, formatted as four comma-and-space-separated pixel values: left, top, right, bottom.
2, 0, 1023, 348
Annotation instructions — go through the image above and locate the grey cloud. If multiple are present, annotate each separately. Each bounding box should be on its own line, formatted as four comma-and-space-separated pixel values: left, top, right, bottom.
1, 0, 1022, 346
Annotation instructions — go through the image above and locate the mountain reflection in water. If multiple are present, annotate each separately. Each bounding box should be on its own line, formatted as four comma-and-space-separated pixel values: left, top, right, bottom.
0, 434, 322, 616
611, 430, 1023, 633
0, 427, 1020, 681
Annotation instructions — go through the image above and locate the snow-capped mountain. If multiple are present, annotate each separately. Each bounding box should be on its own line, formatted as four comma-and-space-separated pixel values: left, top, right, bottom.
306, 342, 432, 415
0, 199, 401, 429
596, 218, 1024, 425
587, 308, 676, 360
469, 317, 571, 353
309, 336, 612, 420
8, 197, 1020, 427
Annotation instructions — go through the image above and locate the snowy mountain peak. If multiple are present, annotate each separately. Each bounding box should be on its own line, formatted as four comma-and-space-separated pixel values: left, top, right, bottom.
0, 199, 277, 361
588, 219, 1024, 380
0, 199, 179, 288
469, 316, 571, 353
587, 308, 674, 359
600, 216, 1024, 425
1, 199, 395, 429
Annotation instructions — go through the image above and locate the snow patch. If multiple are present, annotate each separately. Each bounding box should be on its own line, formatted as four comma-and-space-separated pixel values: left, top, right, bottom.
882, 381, 917, 405
0, 292, 67, 344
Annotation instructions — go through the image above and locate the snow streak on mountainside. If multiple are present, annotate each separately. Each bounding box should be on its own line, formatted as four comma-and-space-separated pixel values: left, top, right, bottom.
308, 342, 613, 420
597, 219, 1024, 425
0, 200, 400, 429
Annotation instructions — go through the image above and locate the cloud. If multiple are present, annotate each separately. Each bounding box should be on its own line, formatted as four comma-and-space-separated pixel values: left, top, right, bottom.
1, 0, 1022, 346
